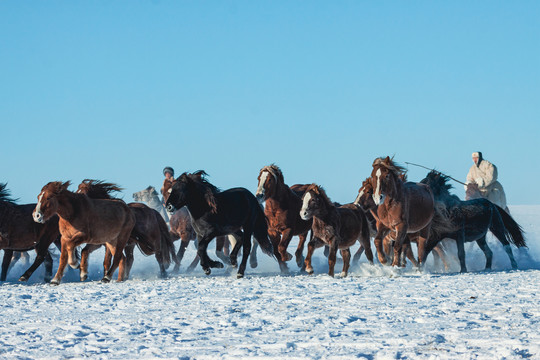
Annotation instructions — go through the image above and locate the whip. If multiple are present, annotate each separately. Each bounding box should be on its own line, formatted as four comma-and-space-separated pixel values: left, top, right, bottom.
404, 162, 467, 186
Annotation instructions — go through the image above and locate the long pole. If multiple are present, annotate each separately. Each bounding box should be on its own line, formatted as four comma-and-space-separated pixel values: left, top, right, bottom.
404, 162, 467, 186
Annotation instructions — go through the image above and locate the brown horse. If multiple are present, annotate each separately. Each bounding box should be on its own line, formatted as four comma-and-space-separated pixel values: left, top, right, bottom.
354, 177, 451, 269
33, 181, 135, 285
0, 183, 60, 282
255, 165, 312, 272
76, 180, 178, 280
163, 181, 232, 272
300, 184, 372, 277
368, 157, 436, 267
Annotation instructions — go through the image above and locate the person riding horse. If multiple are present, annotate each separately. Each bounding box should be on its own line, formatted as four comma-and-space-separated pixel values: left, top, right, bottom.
161, 166, 175, 206
465, 152, 507, 209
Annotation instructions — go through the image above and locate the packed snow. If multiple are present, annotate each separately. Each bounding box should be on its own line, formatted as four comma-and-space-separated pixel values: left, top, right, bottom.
1, 206, 539, 359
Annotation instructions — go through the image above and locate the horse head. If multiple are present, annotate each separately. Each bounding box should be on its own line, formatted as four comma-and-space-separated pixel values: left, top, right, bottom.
166, 171, 218, 214
77, 179, 122, 200
133, 186, 157, 203
370, 156, 406, 205
33, 181, 71, 223
354, 178, 376, 210
255, 164, 284, 202
300, 184, 333, 220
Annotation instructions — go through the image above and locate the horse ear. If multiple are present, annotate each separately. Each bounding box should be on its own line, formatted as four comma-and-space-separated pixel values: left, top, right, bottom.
62, 181, 71, 191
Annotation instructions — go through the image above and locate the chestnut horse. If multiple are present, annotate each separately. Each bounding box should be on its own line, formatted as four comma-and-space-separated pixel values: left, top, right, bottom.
0, 183, 60, 282
77, 180, 178, 279
166, 171, 274, 278
354, 178, 452, 270
300, 184, 372, 277
33, 181, 135, 284
255, 165, 312, 272
162, 181, 233, 272
369, 157, 436, 267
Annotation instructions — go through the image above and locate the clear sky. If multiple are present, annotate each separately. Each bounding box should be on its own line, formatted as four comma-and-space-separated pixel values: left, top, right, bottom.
1, 1, 539, 205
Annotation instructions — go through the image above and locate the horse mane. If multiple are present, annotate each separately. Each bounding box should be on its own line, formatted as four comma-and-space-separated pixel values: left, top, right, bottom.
0, 183, 18, 203
43, 181, 72, 194
420, 170, 453, 195
182, 171, 219, 213
78, 179, 123, 200
373, 156, 408, 177
260, 164, 285, 184
306, 183, 335, 209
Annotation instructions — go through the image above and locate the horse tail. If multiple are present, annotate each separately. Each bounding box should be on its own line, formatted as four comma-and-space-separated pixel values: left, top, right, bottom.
359, 209, 371, 242
252, 203, 275, 258
157, 213, 177, 266
493, 205, 527, 248
429, 202, 457, 241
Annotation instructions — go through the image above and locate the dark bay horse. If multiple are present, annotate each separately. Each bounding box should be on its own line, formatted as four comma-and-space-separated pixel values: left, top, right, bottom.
33, 181, 135, 284
0, 183, 60, 282
421, 170, 526, 272
255, 165, 312, 272
369, 157, 438, 267
465, 182, 511, 214
77, 180, 178, 279
166, 171, 275, 278
300, 184, 372, 277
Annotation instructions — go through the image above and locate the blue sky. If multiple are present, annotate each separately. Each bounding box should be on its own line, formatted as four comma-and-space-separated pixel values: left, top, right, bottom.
1, 1, 539, 205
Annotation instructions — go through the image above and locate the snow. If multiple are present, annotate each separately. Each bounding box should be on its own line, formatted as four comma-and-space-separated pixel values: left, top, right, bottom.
1, 206, 539, 359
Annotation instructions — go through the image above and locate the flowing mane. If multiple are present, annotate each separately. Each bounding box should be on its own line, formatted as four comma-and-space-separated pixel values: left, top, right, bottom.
42, 181, 71, 195
0, 183, 18, 203
306, 183, 334, 209
372, 156, 408, 178
420, 170, 453, 198
260, 164, 285, 184
77, 179, 123, 200
182, 171, 220, 213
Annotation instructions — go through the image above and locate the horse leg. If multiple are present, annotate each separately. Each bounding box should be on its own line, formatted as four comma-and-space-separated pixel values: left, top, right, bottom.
295, 232, 309, 269
124, 244, 136, 280
304, 237, 324, 274
229, 233, 243, 268
80, 244, 101, 282
340, 248, 351, 277
352, 246, 364, 265
391, 224, 408, 267
237, 229, 253, 278
489, 220, 518, 270
404, 241, 418, 268
103, 231, 129, 282
432, 244, 450, 272
186, 254, 200, 273
327, 237, 339, 277
456, 235, 467, 273
374, 228, 388, 265
174, 239, 190, 272
249, 238, 258, 268
269, 229, 288, 273
278, 228, 294, 262
1, 250, 13, 281
50, 239, 70, 285
215, 236, 231, 265
196, 235, 222, 275
476, 236, 493, 270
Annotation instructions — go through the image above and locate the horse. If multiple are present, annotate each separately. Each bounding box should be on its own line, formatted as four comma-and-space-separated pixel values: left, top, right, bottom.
420, 170, 526, 272
165, 171, 275, 278
255, 165, 312, 272
299, 184, 372, 277
368, 156, 443, 267
77, 180, 178, 279
0, 183, 60, 282
133, 186, 169, 222
33, 181, 135, 284
466, 182, 510, 214
162, 181, 233, 272
354, 178, 452, 270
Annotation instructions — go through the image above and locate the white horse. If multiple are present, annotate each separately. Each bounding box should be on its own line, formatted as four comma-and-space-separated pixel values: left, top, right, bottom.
133, 186, 170, 223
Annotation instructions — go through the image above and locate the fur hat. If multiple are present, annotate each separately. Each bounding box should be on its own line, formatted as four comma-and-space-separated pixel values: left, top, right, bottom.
163, 166, 174, 177
471, 152, 481, 158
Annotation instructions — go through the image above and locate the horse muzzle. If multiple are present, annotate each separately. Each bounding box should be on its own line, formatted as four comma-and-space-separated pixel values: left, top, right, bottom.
300, 211, 311, 221
255, 193, 265, 203
372, 194, 385, 206
33, 211, 45, 224
166, 204, 176, 212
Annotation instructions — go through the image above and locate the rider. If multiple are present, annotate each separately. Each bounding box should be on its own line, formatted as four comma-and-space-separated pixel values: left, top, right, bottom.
465, 152, 507, 209
161, 166, 175, 205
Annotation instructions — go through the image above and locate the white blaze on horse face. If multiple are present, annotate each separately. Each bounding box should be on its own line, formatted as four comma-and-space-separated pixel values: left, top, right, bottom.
300, 192, 312, 220
373, 169, 383, 205
354, 189, 364, 206
33, 192, 44, 223
256, 171, 269, 198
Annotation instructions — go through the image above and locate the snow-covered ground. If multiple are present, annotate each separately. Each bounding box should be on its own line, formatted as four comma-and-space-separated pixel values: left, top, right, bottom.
1, 206, 539, 359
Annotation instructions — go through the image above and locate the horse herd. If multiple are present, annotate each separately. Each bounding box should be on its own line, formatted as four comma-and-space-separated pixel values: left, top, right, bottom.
0, 156, 527, 285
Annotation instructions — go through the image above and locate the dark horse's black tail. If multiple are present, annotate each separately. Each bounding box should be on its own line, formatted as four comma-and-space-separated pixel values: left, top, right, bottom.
252, 204, 275, 258
493, 205, 527, 248
156, 212, 177, 267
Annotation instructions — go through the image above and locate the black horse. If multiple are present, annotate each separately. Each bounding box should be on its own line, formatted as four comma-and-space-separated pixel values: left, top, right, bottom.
0, 183, 60, 282
165, 171, 275, 278
420, 171, 526, 272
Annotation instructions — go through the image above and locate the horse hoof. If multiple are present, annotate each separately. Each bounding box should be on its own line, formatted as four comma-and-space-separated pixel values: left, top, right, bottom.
204, 268, 211, 275
80, 274, 88, 282
237, 273, 244, 279
306, 268, 314, 275
18, 275, 29, 282
340, 272, 348, 278
101, 277, 111, 283
296, 256, 305, 269
215, 262, 224, 269
250, 261, 258, 269
50, 279, 60, 286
